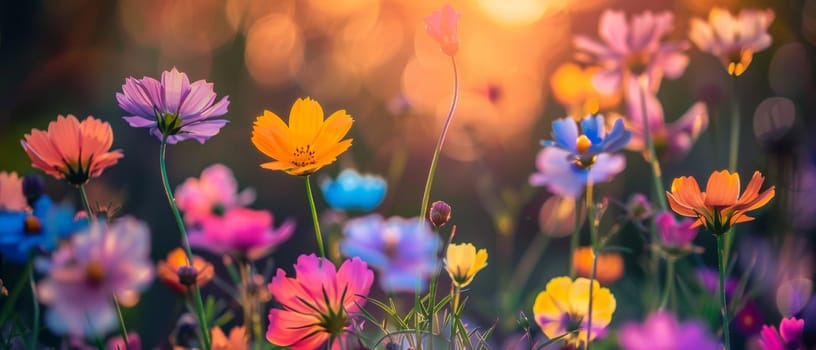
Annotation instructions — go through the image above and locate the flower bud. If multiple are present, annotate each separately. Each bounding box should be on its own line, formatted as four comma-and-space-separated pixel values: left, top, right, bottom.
429, 200, 452, 228
177, 265, 199, 286
22, 174, 45, 207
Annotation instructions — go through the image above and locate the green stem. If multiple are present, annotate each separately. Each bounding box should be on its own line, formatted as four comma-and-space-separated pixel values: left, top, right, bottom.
659, 259, 675, 310
568, 200, 583, 278
419, 57, 459, 220
716, 234, 731, 350
112, 294, 130, 346
0, 258, 34, 327
78, 185, 95, 221
27, 267, 39, 350
728, 76, 740, 173
305, 175, 326, 258
159, 138, 211, 350
585, 181, 597, 350
637, 77, 667, 211
451, 288, 461, 349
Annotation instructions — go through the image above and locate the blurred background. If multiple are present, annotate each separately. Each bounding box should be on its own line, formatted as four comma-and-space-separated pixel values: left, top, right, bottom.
1, 0, 816, 348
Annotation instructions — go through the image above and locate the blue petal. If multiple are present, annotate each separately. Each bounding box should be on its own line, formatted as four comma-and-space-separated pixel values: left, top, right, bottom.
580, 115, 605, 145
600, 118, 632, 153
321, 169, 387, 212
550, 117, 579, 152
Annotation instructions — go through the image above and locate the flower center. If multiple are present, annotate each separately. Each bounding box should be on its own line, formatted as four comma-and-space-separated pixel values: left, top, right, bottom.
23, 216, 42, 235
157, 112, 184, 136
572, 136, 597, 169
320, 310, 348, 336
292, 145, 317, 168
575, 135, 592, 155
726, 49, 753, 77
625, 51, 651, 76
383, 230, 400, 259
211, 203, 226, 216
85, 260, 106, 287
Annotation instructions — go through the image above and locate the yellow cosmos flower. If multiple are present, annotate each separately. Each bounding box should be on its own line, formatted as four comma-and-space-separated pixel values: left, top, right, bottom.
251, 97, 353, 176
445, 243, 488, 288
533, 276, 616, 348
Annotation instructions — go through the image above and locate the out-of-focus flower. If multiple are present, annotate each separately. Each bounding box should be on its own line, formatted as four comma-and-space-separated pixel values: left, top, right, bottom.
529, 147, 625, 199
696, 267, 738, 299
157, 248, 214, 294
572, 247, 624, 284
118, 67, 230, 144
251, 97, 353, 176
0, 196, 85, 263
776, 278, 813, 317
38, 218, 154, 337
734, 301, 763, 336
340, 214, 441, 293
320, 169, 387, 212
445, 243, 487, 288
424, 4, 460, 57
655, 211, 700, 256
189, 207, 294, 261
0, 172, 27, 211
666, 170, 775, 234
550, 62, 622, 117
625, 193, 653, 221
106, 333, 142, 350
623, 81, 708, 161
618, 311, 720, 350
21, 115, 123, 186
266, 254, 373, 349
689, 8, 775, 76
533, 276, 616, 348
211, 326, 248, 350
575, 10, 689, 93
429, 200, 452, 228
538, 195, 582, 237
758, 317, 804, 350
22, 174, 45, 207
175, 163, 255, 223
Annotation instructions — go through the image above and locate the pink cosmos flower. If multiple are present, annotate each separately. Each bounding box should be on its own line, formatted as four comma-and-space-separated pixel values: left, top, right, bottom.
689, 8, 774, 76
37, 217, 154, 337
266, 254, 373, 350
21, 115, 123, 186
425, 4, 461, 57
175, 163, 255, 223
117, 67, 230, 144
0, 171, 27, 211
623, 79, 708, 161
189, 207, 294, 261
758, 317, 804, 350
575, 10, 689, 93
655, 211, 699, 252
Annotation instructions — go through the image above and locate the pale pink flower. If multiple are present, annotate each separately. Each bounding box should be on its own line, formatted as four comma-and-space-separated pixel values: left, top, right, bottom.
189, 207, 294, 261
689, 8, 774, 76
38, 218, 154, 337
175, 163, 255, 223
575, 10, 689, 93
425, 4, 461, 57
0, 171, 27, 211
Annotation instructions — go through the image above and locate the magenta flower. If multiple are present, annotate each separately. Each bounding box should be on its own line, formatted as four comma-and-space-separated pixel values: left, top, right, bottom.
175, 163, 255, 223
759, 317, 805, 350
37, 218, 154, 337
575, 10, 689, 93
624, 80, 708, 161
655, 211, 699, 252
117, 67, 230, 144
266, 254, 373, 349
189, 207, 294, 261
618, 311, 720, 350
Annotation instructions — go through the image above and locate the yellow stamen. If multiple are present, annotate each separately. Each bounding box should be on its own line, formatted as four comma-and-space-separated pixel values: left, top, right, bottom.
576, 135, 592, 155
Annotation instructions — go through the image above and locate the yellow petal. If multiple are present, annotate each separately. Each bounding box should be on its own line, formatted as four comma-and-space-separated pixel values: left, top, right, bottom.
288, 97, 324, 146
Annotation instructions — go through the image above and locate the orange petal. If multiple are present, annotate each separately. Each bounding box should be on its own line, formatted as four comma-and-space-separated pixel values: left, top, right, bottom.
671, 176, 706, 210
288, 97, 324, 146
704, 170, 740, 207
666, 191, 698, 218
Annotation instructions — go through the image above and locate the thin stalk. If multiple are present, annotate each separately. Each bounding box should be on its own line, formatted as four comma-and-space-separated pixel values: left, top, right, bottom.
585, 181, 597, 350
78, 185, 95, 221
304, 176, 326, 258
419, 57, 459, 220
728, 76, 740, 172
568, 200, 583, 278
637, 77, 667, 211
27, 267, 39, 350
659, 259, 676, 310
112, 294, 130, 347
159, 138, 211, 350
716, 234, 731, 350
450, 288, 461, 349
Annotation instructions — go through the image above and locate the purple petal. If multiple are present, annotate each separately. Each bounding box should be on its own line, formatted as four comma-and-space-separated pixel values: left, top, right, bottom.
161, 67, 191, 114
178, 80, 217, 118
588, 153, 625, 184
122, 116, 157, 128
599, 10, 630, 55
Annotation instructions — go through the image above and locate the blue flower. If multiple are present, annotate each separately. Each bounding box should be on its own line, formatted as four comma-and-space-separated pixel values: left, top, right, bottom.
542, 115, 631, 167
0, 196, 86, 263
321, 169, 387, 212
340, 214, 441, 293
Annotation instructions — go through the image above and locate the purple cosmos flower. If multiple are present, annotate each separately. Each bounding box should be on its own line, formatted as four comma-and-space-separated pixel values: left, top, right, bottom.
624, 79, 708, 161
37, 217, 154, 337
575, 10, 689, 93
759, 317, 805, 350
618, 311, 720, 350
340, 214, 441, 293
696, 267, 738, 299
655, 211, 699, 251
117, 67, 230, 144
734, 301, 763, 336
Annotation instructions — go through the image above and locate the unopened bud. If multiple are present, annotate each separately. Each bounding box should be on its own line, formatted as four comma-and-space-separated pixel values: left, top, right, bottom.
177, 266, 199, 286
429, 200, 452, 228
22, 175, 45, 206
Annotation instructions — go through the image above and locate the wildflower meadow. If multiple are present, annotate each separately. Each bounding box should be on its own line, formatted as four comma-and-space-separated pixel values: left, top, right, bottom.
1, 1, 815, 349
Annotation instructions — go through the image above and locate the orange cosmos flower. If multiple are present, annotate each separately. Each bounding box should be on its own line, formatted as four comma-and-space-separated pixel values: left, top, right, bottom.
21, 115, 123, 186
251, 97, 353, 176
211, 326, 248, 350
572, 246, 624, 284
157, 248, 214, 293
425, 4, 461, 57
550, 62, 622, 118
666, 170, 775, 234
